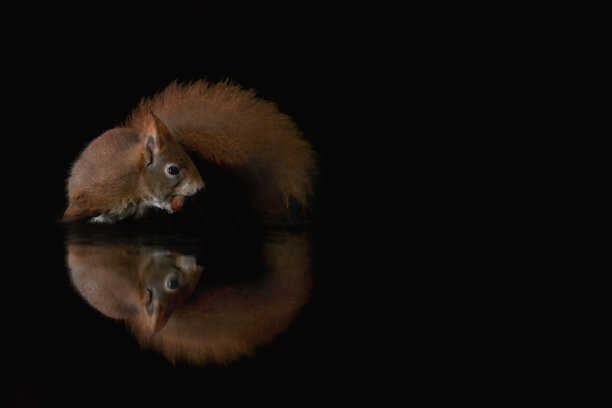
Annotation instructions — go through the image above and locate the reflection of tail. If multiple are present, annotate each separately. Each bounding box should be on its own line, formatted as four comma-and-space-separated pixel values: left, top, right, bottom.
138, 231, 313, 366
67, 243, 203, 334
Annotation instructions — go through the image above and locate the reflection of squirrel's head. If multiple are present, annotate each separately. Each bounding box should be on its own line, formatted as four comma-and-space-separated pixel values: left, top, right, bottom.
67, 244, 203, 333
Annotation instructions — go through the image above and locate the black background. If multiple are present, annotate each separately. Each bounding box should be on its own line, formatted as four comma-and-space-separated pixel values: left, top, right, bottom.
5, 3, 399, 406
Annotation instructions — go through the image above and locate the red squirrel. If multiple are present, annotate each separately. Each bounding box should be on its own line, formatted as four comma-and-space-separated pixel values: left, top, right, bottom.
63, 80, 316, 223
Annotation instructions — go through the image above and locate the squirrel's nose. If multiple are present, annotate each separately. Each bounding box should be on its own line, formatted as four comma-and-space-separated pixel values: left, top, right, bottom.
178, 178, 204, 196
186, 177, 205, 195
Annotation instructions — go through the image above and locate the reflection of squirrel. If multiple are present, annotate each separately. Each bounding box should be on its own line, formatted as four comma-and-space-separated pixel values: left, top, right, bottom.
66, 231, 312, 366
63, 81, 317, 223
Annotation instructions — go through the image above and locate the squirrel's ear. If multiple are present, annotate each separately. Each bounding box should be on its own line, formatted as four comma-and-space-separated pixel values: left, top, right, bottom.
144, 133, 158, 168
143, 112, 173, 168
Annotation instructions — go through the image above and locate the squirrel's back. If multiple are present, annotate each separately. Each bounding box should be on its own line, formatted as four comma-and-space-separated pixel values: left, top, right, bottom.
126, 81, 316, 215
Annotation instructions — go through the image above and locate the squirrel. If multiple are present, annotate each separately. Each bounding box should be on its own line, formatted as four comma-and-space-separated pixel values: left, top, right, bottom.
63, 80, 316, 223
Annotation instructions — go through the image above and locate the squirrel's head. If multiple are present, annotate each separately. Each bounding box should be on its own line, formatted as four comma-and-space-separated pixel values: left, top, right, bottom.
139, 113, 205, 213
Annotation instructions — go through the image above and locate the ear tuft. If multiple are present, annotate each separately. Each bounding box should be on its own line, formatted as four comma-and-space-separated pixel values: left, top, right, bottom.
144, 133, 157, 167
143, 111, 174, 168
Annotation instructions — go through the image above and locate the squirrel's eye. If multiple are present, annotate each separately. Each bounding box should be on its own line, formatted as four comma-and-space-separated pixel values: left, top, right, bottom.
166, 165, 180, 176
166, 278, 179, 290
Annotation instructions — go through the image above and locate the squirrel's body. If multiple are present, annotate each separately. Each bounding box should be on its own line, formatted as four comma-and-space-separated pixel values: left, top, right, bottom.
64, 80, 316, 222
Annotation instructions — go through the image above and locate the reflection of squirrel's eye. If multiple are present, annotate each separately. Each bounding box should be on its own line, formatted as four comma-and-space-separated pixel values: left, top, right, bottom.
166, 278, 179, 290
167, 165, 180, 176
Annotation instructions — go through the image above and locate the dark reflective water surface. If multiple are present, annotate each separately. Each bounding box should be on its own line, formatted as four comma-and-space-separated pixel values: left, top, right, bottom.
7, 218, 348, 406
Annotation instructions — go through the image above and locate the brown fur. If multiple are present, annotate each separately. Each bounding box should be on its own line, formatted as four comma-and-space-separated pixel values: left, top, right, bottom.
64, 80, 316, 222
64, 129, 142, 220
